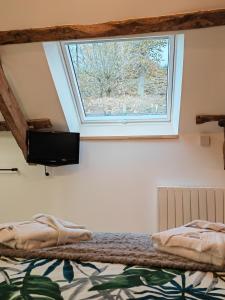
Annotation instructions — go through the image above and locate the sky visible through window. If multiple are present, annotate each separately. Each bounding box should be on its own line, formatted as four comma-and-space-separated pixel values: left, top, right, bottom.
68, 37, 169, 120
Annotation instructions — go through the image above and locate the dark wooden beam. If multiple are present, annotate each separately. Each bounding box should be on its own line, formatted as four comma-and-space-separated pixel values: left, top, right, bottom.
0, 8, 225, 45
0, 62, 28, 156
27, 118, 52, 129
196, 115, 225, 124
0, 118, 52, 131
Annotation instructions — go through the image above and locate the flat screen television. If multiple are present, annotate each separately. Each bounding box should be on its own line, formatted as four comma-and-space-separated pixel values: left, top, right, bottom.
26, 131, 80, 166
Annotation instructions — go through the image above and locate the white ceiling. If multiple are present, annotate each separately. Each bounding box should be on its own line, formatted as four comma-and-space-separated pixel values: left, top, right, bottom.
0, 0, 225, 30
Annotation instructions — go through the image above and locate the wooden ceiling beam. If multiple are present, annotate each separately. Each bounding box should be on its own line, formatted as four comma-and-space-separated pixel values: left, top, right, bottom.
0, 118, 52, 131
196, 115, 225, 124
0, 62, 28, 156
0, 8, 225, 45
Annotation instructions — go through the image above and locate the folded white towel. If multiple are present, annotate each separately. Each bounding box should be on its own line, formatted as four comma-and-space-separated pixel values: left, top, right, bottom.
152, 220, 225, 266
0, 214, 92, 250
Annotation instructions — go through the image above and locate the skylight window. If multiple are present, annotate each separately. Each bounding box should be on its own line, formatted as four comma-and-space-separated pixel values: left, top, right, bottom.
43, 34, 184, 138
62, 36, 174, 123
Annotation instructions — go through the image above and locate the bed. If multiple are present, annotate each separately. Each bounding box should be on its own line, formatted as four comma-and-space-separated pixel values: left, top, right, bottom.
0, 232, 224, 299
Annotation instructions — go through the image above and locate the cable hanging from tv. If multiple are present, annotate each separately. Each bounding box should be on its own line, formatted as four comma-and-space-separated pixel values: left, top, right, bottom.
44, 166, 50, 177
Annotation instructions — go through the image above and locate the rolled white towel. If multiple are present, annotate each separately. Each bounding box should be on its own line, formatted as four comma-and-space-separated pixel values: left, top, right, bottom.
0, 214, 92, 250
152, 220, 225, 266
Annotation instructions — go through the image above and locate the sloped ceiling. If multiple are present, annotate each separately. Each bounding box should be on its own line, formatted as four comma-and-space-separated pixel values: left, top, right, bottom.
0, 43, 67, 130
1, 1, 225, 30
0, 0, 225, 132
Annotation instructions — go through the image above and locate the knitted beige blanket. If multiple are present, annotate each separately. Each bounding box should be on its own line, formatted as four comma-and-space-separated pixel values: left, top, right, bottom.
0, 232, 223, 272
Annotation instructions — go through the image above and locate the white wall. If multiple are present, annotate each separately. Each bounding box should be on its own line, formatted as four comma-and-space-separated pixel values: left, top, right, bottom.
0, 131, 224, 233
0, 1, 225, 233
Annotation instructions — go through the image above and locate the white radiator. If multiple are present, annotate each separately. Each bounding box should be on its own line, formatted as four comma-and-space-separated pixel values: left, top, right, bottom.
158, 187, 225, 231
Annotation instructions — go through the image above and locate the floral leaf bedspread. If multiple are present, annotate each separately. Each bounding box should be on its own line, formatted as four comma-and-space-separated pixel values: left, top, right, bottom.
0, 256, 224, 299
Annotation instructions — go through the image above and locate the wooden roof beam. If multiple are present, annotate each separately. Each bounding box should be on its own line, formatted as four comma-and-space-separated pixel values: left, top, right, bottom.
0, 118, 52, 131
0, 62, 28, 157
196, 115, 225, 124
0, 8, 225, 45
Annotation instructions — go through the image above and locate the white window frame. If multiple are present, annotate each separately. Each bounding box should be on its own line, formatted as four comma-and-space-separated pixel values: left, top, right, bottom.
60, 35, 175, 124
43, 33, 184, 139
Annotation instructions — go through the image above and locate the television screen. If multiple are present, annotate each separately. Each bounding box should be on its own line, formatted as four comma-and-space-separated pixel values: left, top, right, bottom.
26, 131, 80, 166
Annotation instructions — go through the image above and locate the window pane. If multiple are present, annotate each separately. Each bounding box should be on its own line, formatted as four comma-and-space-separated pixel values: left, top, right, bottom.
67, 37, 170, 119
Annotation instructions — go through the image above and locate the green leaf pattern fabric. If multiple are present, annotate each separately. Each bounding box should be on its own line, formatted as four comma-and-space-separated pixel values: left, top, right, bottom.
0, 256, 224, 299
